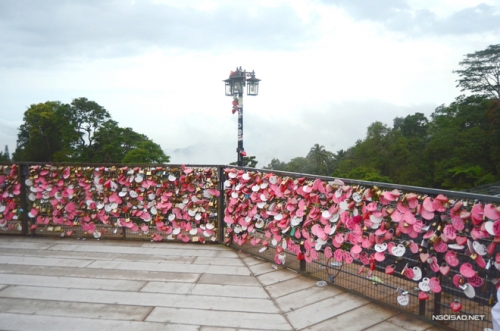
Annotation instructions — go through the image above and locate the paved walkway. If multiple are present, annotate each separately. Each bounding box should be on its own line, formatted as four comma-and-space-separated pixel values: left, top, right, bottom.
0, 237, 443, 331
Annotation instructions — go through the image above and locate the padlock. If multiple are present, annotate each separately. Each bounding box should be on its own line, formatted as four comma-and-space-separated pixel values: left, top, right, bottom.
401, 263, 409, 275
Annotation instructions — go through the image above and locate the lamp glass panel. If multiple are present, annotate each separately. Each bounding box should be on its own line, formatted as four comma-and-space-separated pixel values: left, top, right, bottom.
232, 81, 242, 94
225, 83, 232, 96
247, 83, 258, 96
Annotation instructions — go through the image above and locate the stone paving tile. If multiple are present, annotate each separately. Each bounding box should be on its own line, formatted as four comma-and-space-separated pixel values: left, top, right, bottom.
236, 251, 251, 259
363, 321, 410, 331
140, 282, 197, 294
49, 243, 237, 258
193, 256, 245, 266
197, 273, 261, 287
200, 327, 272, 331
0, 255, 93, 268
0, 237, 145, 248
0, 273, 147, 292
146, 307, 292, 330
0, 247, 196, 264
385, 313, 436, 331
285, 292, 370, 330
200, 328, 237, 331
0, 285, 280, 314
0, 264, 202, 283
141, 281, 269, 298
0, 297, 153, 321
257, 269, 300, 286
423, 327, 449, 331
248, 262, 277, 276
87, 260, 251, 276
299, 302, 399, 331
141, 241, 229, 251
243, 256, 266, 266
206, 264, 252, 276
0, 240, 57, 250
0, 238, 446, 331
275, 284, 345, 313
192, 283, 269, 299
0, 312, 199, 331
265, 276, 318, 299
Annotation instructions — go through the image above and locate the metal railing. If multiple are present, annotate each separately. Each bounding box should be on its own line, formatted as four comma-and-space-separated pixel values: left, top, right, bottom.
1, 162, 500, 331
0, 162, 223, 243
224, 166, 500, 331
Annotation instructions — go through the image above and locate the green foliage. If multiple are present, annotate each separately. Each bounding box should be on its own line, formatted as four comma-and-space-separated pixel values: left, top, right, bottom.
13, 98, 169, 164
307, 144, 333, 175
0, 145, 10, 162
273, 93, 499, 190
331, 95, 499, 189
122, 140, 170, 164
454, 43, 500, 99
13, 101, 74, 162
345, 167, 393, 183
263, 158, 287, 170
285, 157, 312, 173
0, 152, 9, 162
444, 165, 496, 190
230, 156, 258, 168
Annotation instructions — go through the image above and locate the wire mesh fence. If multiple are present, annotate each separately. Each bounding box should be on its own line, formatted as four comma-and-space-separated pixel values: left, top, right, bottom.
0, 163, 221, 244
225, 166, 500, 331
2, 162, 500, 330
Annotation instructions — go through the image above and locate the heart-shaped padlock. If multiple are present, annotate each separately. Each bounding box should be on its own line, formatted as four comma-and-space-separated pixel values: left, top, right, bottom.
450, 299, 462, 312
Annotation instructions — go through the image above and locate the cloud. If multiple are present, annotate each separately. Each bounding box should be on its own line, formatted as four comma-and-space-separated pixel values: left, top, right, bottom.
168, 100, 437, 167
322, 0, 500, 36
0, 119, 20, 155
0, 0, 319, 67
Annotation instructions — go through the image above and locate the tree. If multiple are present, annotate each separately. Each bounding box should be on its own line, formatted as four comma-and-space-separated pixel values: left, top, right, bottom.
122, 140, 170, 164
60, 98, 111, 161
13, 99, 170, 164
13, 102, 74, 162
230, 156, 258, 168
286, 157, 312, 174
0, 145, 10, 161
264, 158, 287, 170
0, 152, 9, 162
90, 120, 169, 164
399, 113, 429, 138
346, 166, 393, 183
454, 44, 500, 99
425, 95, 497, 189
307, 144, 330, 175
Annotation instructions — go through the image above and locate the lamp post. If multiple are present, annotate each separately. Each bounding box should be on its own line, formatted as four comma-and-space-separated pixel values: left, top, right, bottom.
223, 67, 261, 166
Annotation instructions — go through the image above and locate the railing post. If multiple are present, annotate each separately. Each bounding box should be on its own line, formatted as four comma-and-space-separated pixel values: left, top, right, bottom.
419, 260, 426, 316
300, 241, 306, 272
122, 227, 126, 239
419, 298, 426, 316
433, 292, 441, 315
217, 166, 225, 244
19, 164, 30, 236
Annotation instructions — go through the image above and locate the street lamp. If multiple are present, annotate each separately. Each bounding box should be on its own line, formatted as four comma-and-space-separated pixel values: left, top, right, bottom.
223, 67, 261, 166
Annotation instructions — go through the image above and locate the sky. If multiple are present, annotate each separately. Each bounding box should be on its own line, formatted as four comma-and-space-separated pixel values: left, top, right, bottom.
0, 0, 499, 167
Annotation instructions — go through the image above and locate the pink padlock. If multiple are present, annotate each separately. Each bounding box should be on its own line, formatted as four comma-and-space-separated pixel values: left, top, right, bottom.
369, 233, 375, 244
488, 242, 496, 256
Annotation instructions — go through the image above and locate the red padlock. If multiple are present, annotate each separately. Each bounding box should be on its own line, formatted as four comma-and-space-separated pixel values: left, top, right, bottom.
488, 242, 496, 256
